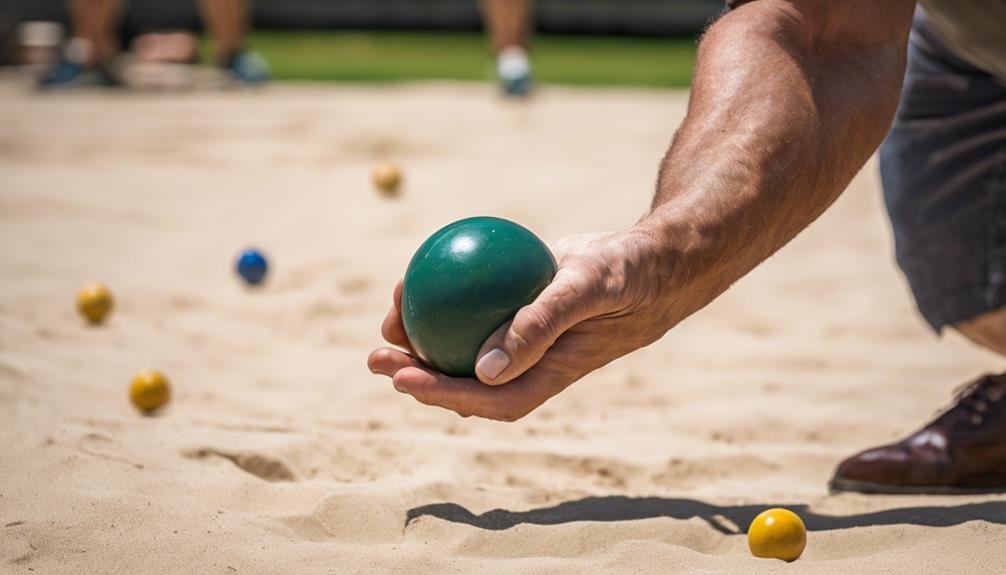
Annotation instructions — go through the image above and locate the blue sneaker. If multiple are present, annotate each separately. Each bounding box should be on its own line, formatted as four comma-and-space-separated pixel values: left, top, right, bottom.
227, 50, 270, 85
37, 57, 84, 88
38, 38, 123, 89
497, 46, 533, 97
501, 73, 533, 97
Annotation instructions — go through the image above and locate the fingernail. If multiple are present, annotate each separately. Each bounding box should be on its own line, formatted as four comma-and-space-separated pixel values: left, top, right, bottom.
477, 348, 510, 380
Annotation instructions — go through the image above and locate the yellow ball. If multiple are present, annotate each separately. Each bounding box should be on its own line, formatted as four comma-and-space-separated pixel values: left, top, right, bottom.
76, 282, 113, 324
371, 162, 402, 196
129, 370, 171, 414
747, 508, 806, 562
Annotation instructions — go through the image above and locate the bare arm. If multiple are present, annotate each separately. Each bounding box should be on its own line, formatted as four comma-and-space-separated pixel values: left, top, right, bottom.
370, 0, 917, 421
640, 0, 915, 322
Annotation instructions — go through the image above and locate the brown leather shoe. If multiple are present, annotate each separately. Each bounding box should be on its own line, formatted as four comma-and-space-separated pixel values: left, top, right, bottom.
830, 373, 1006, 494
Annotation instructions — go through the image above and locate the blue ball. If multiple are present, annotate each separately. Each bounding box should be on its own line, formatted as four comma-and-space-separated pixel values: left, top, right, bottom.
236, 248, 268, 286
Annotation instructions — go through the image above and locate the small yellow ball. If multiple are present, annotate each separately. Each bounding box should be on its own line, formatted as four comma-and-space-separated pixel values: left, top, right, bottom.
747, 508, 806, 562
129, 370, 171, 414
371, 162, 402, 196
76, 282, 113, 324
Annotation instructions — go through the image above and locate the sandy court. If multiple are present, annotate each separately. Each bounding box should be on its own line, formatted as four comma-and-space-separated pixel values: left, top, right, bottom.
1, 81, 1004, 573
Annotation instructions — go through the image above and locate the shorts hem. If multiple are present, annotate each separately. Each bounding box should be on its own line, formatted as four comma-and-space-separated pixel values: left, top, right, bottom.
919, 286, 1006, 333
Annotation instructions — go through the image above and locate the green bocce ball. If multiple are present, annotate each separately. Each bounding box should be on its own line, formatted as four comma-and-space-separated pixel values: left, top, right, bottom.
401, 217, 557, 377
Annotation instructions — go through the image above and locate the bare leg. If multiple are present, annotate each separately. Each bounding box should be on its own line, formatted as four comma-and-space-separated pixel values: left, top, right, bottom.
68, 0, 123, 66
480, 0, 532, 56
198, 0, 247, 66
955, 307, 1006, 356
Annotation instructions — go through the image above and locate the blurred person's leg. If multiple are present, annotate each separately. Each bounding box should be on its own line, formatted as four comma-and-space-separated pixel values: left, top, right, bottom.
199, 0, 244, 66
482, 0, 531, 54
70, 0, 122, 65
198, 0, 268, 84
480, 0, 533, 96
39, 0, 124, 87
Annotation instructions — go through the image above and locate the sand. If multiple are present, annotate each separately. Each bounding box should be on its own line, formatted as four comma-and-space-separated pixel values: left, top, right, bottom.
1, 79, 1004, 574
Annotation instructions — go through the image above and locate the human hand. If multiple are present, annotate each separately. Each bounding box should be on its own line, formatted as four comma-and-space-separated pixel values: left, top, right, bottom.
367, 228, 681, 421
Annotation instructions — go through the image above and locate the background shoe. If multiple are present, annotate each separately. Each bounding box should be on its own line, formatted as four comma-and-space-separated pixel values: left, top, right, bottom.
496, 46, 533, 97
38, 37, 123, 89
830, 373, 1006, 494
38, 56, 84, 87
226, 50, 270, 85
38, 57, 122, 88
38, 37, 89, 88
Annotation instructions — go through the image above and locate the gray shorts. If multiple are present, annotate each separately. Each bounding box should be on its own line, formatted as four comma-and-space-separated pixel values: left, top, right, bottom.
880, 15, 1006, 332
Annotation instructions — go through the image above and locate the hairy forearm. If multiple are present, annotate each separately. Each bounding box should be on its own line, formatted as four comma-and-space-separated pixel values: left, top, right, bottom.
638, 0, 914, 321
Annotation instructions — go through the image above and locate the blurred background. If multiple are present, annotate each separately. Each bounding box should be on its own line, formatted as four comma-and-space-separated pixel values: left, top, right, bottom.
1, 0, 722, 88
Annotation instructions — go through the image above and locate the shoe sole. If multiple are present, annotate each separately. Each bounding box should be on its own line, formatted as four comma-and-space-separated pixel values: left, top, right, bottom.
830, 477, 1006, 495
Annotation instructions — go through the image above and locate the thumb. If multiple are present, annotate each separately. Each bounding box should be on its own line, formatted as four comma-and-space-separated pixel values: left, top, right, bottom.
474, 268, 597, 385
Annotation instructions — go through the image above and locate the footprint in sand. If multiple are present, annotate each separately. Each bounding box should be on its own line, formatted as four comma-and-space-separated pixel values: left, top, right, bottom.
183, 448, 297, 482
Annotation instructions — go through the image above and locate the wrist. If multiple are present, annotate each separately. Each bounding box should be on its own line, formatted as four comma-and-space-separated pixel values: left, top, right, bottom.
634, 205, 706, 280
630, 207, 726, 322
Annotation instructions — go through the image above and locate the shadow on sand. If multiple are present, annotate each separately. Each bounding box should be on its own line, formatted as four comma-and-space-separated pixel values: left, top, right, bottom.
405, 496, 1006, 534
